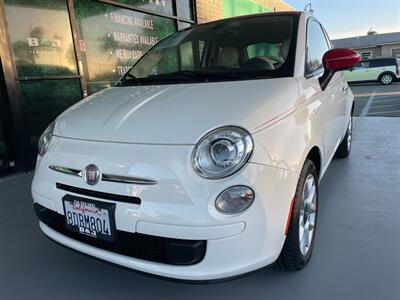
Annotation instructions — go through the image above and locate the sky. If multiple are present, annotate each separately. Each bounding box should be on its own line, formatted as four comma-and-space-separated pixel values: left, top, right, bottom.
284, 0, 400, 39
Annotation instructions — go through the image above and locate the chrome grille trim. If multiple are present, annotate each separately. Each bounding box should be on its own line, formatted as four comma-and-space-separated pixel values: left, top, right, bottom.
102, 174, 157, 185
49, 165, 157, 185
49, 165, 81, 177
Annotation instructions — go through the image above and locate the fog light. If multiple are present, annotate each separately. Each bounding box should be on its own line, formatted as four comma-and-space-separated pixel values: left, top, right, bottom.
215, 186, 254, 214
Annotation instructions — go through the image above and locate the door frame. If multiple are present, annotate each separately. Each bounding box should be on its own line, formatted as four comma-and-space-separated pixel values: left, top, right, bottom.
0, 55, 17, 174
0, 0, 36, 172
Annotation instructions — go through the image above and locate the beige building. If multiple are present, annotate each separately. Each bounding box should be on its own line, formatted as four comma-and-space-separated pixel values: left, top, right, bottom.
333, 32, 400, 59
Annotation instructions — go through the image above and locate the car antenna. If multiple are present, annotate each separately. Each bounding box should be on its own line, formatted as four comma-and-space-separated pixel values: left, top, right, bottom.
304, 3, 314, 14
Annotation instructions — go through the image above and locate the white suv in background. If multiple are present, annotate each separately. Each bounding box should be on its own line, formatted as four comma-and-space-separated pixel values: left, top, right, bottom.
345, 57, 400, 85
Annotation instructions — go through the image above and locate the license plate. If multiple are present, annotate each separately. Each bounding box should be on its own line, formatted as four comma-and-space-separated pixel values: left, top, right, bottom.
62, 195, 116, 242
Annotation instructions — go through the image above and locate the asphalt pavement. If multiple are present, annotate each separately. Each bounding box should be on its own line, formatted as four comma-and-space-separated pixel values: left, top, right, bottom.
0, 117, 399, 300
350, 82, 400, 117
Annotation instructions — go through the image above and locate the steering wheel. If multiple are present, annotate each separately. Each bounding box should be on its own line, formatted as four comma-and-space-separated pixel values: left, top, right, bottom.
242, 57, 274, 70
260, 54, 285, 64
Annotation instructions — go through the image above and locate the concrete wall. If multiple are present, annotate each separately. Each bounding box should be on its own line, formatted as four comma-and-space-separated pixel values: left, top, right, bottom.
353, 47, 381, 59
353, 44, 400, 58
381, 44, 400, 57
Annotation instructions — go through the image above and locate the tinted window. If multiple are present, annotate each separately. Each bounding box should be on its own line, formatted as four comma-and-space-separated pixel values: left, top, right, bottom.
20, 79, 82, 146
4, 0, 78, 77
370, 59, 394, 68
74, 0, 176, 94
354, 61, 370, 69
306, 20, 330, 75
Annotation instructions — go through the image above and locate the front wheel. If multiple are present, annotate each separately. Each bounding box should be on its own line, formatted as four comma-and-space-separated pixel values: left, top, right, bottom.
380, 73, 393, 85
277, 159, 318, 271
334, 116, 352, 158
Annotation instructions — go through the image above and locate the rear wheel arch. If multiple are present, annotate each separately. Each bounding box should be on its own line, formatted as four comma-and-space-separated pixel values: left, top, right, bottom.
305, 146, 322, 178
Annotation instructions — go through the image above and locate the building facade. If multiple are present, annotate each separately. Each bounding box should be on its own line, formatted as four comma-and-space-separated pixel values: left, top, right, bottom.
332, 32, 400, 60
0, 0, 293, 176
196, 0, 293, 23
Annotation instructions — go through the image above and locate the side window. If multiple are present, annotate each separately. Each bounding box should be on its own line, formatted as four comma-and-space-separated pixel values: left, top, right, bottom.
356, 61, 370, 69
305, 20, 330, 76
369, 60, 380, 68
247, 43, 279, 59
150, 40, 205, 74
369, 60, 392, 68
179, 40, 205, 70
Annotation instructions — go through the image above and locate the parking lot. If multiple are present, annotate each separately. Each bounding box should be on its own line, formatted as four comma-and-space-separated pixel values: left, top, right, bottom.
351, 82, 400, 117
0, 84, 399, 300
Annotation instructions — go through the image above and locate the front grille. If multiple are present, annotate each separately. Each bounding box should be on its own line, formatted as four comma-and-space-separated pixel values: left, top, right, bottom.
56, 182, 141, 204
34, 203, 206, 265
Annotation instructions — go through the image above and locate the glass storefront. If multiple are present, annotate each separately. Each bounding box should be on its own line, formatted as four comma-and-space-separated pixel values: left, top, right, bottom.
74, 0, 176, 94
4, 0, 81, 147
20, 79, 83, 145
0, 0, 195, 173
5, 0, 78, 77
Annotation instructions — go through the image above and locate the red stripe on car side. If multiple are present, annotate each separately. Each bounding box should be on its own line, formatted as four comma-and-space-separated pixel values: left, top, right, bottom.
253, 99, 309, 131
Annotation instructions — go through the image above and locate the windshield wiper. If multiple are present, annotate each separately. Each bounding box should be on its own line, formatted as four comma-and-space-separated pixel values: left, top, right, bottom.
120, 70, 266, 86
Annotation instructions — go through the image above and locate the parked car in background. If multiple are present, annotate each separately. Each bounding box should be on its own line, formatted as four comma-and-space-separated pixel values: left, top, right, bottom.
344, 57, 400, 85
32, 11, 360, 281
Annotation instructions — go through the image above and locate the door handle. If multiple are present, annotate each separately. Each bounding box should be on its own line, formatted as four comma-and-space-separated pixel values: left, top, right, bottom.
340, 84, 348, 93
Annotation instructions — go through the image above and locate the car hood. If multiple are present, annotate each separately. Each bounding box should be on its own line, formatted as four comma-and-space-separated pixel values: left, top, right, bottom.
55, 78, 299, 144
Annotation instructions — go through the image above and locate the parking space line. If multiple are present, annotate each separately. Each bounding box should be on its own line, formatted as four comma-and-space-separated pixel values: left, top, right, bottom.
369, 95, 400, 100
367, 98, 399, 103
368, 110, 400, 115
354, 91, 400, 97
369, 103, 400, 109
360, 90, 376, 116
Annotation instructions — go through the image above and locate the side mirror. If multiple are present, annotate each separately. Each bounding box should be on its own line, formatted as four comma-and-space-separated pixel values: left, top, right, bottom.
319, 48, 361, 90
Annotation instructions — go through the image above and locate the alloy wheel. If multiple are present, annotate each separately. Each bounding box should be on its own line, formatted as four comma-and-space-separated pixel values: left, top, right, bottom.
347, 117, 352, 151
381, 74, 392, 85
299, 174, 317, 256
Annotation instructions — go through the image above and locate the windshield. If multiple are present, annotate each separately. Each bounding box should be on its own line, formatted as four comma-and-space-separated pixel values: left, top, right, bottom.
118, 14, 298, 86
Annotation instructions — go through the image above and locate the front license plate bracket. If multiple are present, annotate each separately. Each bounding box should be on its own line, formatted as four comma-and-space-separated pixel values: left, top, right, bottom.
62, 194, 116, 242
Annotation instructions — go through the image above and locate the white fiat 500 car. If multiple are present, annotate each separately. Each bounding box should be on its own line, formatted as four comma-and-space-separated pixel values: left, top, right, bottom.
32, 11, 360, 280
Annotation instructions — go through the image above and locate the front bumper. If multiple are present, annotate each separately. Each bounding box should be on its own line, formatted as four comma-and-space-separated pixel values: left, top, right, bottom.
31, 136, 298, 280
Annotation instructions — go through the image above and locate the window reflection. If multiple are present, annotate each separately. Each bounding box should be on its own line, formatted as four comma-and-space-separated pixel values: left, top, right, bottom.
20, 79, 82, 146
176, 0, 193, 20
114, 0, 174, 16
4, 0, 78, 77
74, 0, 176, 94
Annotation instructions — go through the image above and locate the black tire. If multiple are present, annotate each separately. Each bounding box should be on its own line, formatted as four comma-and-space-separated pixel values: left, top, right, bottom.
380, 73, 394, 85
277, 159, 319, 271
334, 116, 352, 158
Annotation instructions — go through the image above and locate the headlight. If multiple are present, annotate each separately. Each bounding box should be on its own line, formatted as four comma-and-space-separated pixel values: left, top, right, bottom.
38, 122, 55, 156
192, 126, 253, 179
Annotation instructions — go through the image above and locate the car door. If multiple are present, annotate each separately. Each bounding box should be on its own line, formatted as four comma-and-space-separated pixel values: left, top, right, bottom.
321, 26, 348, 141
345, 61, 369, 82
367, 60, 382, 80
305, 20, 345, 165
